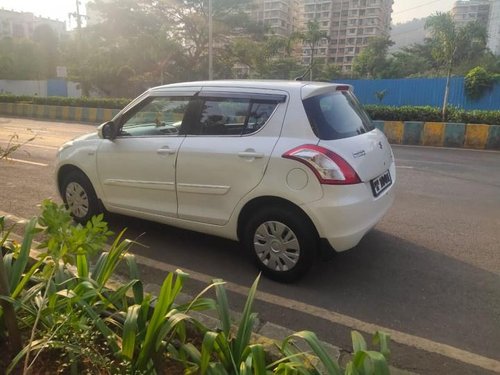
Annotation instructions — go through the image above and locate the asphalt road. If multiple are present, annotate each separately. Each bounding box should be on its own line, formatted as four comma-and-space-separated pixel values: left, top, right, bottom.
1, 117, 499, 374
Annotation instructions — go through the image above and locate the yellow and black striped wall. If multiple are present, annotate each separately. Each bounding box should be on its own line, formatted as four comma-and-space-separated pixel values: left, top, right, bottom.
374, 121, 499, 150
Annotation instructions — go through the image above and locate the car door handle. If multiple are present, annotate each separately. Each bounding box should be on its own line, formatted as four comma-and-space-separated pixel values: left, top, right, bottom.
238, 151, 264, 159
157, 147, 176, 155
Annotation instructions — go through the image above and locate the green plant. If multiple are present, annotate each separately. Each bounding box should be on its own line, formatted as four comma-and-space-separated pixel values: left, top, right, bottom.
0, 200, 220, 374
365, 104, 500, 125
1, 200, 135, 373
464, 66, 499, 100
374, 90, 387, 104
179, 275, 268, 374
0, 133, 36, 160
0, 94, 129, 109
0, 217, 25, 353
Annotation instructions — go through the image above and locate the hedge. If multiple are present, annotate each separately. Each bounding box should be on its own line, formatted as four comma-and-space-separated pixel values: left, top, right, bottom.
0, 94, 129, 109
365, 105, 500, 125
1, 95, 499, 125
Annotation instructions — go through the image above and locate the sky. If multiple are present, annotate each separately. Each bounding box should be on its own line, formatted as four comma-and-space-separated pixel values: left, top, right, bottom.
0, 0, 458, 27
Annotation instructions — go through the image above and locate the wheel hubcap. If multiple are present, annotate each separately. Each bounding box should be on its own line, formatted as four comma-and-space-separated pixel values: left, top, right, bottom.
253, 221, 300, 272
65, 182, 89, 218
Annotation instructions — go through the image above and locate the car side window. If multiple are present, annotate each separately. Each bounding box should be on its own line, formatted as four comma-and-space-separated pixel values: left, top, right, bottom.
195, 97, 278, 136
245, 101, 277, 134
119, 97, 190, 137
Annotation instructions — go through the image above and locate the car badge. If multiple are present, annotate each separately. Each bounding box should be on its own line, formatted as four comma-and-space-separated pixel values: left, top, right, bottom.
378, 141, 383, 150
353, 150, 366, 158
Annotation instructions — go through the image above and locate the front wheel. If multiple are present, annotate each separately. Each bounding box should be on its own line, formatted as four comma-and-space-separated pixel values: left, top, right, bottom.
61, 171, 100, 224
243, 206, 318, 282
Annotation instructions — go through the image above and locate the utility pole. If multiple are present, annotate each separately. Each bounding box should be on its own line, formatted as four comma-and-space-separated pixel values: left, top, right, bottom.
208, 0, 213, 80
69, 0, 87, 32
69, 0, 89, 95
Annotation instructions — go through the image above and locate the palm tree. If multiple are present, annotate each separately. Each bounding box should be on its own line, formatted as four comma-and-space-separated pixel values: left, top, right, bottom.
298, 21, 329, 81
425, 12, 488, 120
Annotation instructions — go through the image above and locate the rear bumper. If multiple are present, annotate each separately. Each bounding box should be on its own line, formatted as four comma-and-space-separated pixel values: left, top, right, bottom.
303, 165, 395, 252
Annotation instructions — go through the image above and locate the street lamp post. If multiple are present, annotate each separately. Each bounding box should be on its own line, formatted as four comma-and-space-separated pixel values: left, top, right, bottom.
208, 0, 213, 80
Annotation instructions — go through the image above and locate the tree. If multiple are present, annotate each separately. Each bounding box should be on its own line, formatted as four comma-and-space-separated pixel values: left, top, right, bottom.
352, 36, 393, 78
297, 21, 328, 80
386, 43, 435, 78
32, 24, 60, 78
70, 0, 262, 95
425, 12, 488, 119
0, 38, 39, 80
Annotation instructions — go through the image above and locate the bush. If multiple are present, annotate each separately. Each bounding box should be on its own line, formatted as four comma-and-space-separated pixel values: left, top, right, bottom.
0, 94, 129, 109
464, 67, 500, 100
366, 105, 500, 125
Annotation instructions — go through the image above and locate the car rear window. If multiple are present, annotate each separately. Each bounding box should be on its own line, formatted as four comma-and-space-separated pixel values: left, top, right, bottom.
302, 90, 374, 140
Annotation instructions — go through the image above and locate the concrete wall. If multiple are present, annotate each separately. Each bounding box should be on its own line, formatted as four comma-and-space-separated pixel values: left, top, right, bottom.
0, 103, 119, 124
0, 80, 48, 96
0, 80, 82, 97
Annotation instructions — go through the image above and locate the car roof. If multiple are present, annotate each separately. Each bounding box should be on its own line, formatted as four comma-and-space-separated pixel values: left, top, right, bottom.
149, 80, 348, 97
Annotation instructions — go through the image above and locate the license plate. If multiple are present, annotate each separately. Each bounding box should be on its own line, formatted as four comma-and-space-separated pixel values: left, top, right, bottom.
370, 170, 392, 197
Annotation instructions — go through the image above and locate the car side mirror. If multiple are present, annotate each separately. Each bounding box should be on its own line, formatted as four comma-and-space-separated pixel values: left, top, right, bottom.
98, 121, 115, 140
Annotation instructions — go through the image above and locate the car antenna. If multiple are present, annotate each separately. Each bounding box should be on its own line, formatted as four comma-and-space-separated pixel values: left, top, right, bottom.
295, 65, 312, 81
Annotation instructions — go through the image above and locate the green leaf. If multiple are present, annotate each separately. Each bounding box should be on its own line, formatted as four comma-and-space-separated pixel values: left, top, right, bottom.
125, 253, 143, 304
10, 257, 46, 299
9, 217, 36, 292
248, 344, 267, 375
122, 304, 141, 360
372, 331, 390, 360
200, 331, 219, 374
233, 274, 261, 365
136, 271, 186, 371
282, 331, 341, 375
92, 229, 130, 287
351, 331, 367, 353
76, 254, 89, 278
214, 278, 231, 336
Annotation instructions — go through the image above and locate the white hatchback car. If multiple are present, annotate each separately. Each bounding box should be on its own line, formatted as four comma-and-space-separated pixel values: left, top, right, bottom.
56, 80, 395, 281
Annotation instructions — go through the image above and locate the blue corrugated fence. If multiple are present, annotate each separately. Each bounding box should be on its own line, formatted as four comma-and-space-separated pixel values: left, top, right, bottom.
336, 77, 500, 111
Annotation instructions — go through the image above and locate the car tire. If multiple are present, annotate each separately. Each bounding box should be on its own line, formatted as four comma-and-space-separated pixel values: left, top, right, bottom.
61, 171, 100, 224
243, 206, 318, 282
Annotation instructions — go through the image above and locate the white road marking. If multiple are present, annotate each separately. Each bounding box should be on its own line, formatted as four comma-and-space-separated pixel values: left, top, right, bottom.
396, 166, 414, 169
392, 144, 500, 154
3, 158, 48, 167
2, 126, 49, 134
0, 141, 58, 151
1, 209, 499, 373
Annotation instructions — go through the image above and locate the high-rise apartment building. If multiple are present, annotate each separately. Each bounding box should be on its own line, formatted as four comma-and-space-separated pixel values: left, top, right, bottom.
451, 0, 500, 56
300, 0, 393, 73
249, 0, 301, 37
451, 0, 490, 27
0, 9, 66, 39
488, 0, 500, 54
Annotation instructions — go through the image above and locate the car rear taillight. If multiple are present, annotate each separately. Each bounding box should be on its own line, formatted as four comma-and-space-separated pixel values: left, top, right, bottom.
282, 144, 361, 185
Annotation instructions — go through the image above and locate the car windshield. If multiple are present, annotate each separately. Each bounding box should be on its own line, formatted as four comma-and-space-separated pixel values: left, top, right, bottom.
302, 90, 374, 140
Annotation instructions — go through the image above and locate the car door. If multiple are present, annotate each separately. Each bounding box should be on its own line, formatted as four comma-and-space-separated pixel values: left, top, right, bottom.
176, 89, 287, 225
96, 92, 196, 217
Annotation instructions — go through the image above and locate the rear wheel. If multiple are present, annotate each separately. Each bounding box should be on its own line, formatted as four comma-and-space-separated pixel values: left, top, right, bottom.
243, 206, 318, 282
61, 171, 100, 224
